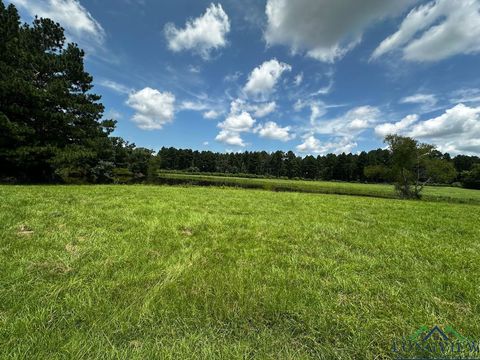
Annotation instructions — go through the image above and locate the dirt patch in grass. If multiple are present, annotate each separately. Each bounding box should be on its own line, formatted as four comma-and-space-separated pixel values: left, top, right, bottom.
180, 227, 194, 236
65, 243, 79, 255
17, 224, 34, 236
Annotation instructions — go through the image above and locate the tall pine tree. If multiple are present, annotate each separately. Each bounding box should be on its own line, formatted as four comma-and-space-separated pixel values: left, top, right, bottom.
0, 1, 115, 182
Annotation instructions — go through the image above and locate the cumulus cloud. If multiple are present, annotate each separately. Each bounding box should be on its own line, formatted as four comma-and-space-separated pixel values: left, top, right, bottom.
11, 0, 105, 45
165, 3, 230, 59
374, 114, 419, 137
229, 99, 277, 118
215, 130, 246, 147
373, 0, 480, 62
218, 111, 255, 133
400, 94, 437, 106
294, 105, 379, 155
255, 121, 294, 142
126, 87, 175, 130
409, 104, 480, 140
214, 100, 264, 147
203, 110, 221, 119
265, 0, 416, 62
296, 135, 357, 155
244, 59, 291, 98
215, 110, 256, 147
374, 104, 480, 155
251, 102, 277, 118
312, 105, 381, 136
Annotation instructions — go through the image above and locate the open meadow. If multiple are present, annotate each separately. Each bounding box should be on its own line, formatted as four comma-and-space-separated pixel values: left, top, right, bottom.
157, 172, 480, 204
1, 184, 479, 359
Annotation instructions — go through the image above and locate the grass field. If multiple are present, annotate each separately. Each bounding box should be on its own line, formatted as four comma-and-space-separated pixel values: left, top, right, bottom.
157, 172, 480, 204
1, 185, 480, 359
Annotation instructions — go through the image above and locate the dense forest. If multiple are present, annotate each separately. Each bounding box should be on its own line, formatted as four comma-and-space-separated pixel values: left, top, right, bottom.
1, 1, 480, 189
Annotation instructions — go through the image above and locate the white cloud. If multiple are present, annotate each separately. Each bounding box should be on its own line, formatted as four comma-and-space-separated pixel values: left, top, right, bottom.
311, 82, 334, 96
11, 0, 105, 45
409, 104, 480, 140
244, 59, 291, 98
296, 135, 357, 155
400, 94, 437, 106
98, 80, 132, 94
224, 71, 242, 82
218, 111, 255, 133
229, 99, 276, 118
165, 3, 230, 59
294, 73, 304, 86
374, 114, 419, 137
373, 0, 480, 62
188, 65, 201, 73
180, 101, 209, 111
105, 109, 123, 120
451, 88, 480, 104
126, 87, 175, 130
312, 105, 381, 136
180, 101, 225, 121
215, 130, 246, 147
374, 104, 480, 155
252, 102, 277, 118
309, 102, 326, 124
215, 101, 259, 147
265, 0, 416, 62
297, 135, 321, 153
203, 110, 221, 119
255, 121, 294, 142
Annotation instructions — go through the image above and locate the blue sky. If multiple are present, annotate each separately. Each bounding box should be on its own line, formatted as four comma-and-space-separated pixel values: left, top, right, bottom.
8, 0, 480, 155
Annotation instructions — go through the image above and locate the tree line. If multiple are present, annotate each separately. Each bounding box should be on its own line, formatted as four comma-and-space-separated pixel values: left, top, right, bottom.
1, 1, 480, 192
155, 146, 479, 187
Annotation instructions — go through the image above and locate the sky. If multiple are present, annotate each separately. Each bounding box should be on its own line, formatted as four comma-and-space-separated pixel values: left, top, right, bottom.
7, 0, 480, 156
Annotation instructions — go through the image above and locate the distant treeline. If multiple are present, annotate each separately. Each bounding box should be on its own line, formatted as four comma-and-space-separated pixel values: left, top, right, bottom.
154, 147, 480, 185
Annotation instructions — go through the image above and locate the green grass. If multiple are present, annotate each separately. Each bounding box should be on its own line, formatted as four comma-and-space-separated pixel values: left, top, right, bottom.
1, 185, 479, 359
157, 172, 480, 204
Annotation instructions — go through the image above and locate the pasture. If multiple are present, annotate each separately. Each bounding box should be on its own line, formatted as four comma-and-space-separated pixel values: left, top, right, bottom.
1, 184, 479, 359
157, 172, 480, 204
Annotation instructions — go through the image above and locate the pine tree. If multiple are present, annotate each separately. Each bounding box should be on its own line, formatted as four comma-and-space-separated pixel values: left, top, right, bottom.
0, 1, 115, 182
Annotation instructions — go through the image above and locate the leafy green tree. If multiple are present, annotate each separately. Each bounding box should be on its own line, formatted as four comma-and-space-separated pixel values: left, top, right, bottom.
423, 157, 457, 184
0, 1, 115, 182
384, 135, 455, 199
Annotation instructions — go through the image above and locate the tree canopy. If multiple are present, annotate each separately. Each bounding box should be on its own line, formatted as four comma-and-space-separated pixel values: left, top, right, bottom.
385, 135, 457, 198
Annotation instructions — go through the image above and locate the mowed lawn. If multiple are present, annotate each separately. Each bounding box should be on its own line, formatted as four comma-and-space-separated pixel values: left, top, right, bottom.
0, 185, 479, 359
